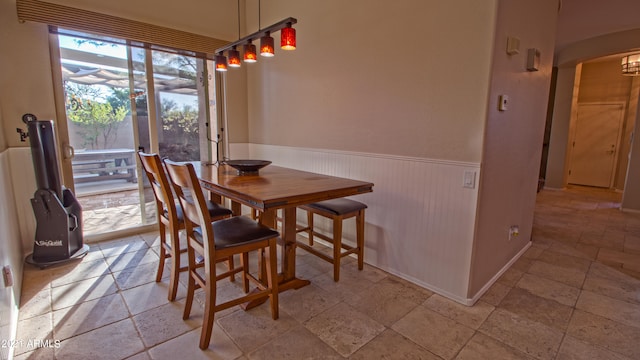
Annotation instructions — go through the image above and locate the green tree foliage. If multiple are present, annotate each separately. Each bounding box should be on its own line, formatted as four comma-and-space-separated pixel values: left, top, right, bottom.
65, 82, 129, 149
159, 99, 200, 161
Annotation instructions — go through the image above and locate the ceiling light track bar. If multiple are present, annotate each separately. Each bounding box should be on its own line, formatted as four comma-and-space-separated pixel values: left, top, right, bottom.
215, 17, 297, 54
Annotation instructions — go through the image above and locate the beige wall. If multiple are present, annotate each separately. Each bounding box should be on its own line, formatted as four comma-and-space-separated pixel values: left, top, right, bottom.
245, 0, 495, 163
622, 82, 640, 210
1, 0, 58, 149
579, 60, 633, 103
0, 0, 241, 349
46, 0, 240, 40
0, 0, 562, 304
0, 102, 6, 152
468, 0, 559, 297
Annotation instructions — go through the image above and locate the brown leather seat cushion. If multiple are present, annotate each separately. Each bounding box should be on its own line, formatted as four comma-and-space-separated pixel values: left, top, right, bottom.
167, 200, 232, 222
305, 198, 367, 216
192, 216, 279, 250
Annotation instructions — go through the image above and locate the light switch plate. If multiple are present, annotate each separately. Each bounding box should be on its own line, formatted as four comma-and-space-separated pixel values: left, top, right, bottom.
3, 266, 13, 287
499, 95, 508, 111
463, 170, 476, 189
506, 36, 520, 55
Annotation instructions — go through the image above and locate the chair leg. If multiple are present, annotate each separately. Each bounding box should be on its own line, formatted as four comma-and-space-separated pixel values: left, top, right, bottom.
156, 222, 167, 283
258, 248, 267, 283
167, 226, 181, 301
356, 209, 365, 271
307, 210, 315, 245
241, 252, 250, 293
183, 249, 196, 321
333, 217, 342, 282
227, 255, 235, 283
266, 239, 279, 320
199, 271, 216, 350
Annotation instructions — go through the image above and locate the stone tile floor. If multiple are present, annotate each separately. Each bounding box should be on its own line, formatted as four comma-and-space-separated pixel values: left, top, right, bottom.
74, 182, 156, 236
14, 185, 640, 359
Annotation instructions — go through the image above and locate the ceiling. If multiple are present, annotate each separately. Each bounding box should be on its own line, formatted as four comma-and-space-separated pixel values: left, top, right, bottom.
555, 0, 640, 53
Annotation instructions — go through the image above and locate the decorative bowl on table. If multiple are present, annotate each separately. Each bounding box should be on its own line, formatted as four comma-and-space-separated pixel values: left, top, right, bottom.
224, 160, 272, 175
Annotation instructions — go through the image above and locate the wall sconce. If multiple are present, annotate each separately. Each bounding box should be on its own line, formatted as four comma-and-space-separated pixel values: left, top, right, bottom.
215, 17, 297, 71
622, 53, 640, 76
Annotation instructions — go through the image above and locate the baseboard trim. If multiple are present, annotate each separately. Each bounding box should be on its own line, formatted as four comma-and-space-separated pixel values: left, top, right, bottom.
465, 241, 532, 305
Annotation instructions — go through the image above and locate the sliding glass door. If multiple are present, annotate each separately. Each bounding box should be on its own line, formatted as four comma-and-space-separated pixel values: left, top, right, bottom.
53, 29, 215, 237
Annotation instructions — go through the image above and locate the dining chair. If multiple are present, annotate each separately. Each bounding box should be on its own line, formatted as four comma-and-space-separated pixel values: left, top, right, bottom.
137, 152, 233, 301
297, 198, 367, 282
164, 160, 280, 350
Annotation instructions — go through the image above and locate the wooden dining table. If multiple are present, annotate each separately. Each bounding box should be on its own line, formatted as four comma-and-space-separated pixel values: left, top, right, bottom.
196, 162, 374, 297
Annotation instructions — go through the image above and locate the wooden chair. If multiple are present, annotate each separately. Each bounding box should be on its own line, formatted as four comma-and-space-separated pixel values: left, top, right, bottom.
137, 152, 233, 301
164, 160, 280, 350
297, 198, 367, 282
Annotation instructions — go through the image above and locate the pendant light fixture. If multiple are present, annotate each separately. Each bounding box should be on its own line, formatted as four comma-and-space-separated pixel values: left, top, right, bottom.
214, 0, 297, 70
280, 24, 296, 50
216, 0, 242, 71
227, 4, 242, 69
228, 47, 241, 67
622, 53, 640, 76
260, 32, 275, 57
215, 54, 228, 72
244, 42, 257, 63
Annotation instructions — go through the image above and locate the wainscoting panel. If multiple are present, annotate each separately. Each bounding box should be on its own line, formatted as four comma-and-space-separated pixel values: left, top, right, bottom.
0, 149, 27, 360
8, 147, 36, 254
242, 144, 481, 302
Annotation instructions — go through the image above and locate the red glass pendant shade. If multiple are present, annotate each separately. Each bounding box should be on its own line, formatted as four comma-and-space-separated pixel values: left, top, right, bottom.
260, 33, 275, 57
228, 48, 241, 67
280, 26, 296, 50
244, 43, 257, 63
215, 54, 228, 72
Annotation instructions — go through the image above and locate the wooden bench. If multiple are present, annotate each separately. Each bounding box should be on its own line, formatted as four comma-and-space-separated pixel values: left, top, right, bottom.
72, 149, 137, 183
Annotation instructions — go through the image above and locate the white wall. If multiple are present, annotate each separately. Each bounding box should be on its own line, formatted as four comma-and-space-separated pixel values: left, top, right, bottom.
0, 5, 28, 355
244, 143, 479, 302
0, 149, 26, 359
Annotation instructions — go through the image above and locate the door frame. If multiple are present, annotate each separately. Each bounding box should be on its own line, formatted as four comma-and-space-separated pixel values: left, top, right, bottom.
48, 32, 75, 193
48, 32, 158, 241
567, 101, 626, 189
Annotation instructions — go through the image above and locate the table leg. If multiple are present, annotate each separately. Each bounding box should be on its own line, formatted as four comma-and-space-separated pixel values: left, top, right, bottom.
125, 155, 136, 182
241, 207, 310, 311
280, 207, 311, 291
230, 201, 242, 216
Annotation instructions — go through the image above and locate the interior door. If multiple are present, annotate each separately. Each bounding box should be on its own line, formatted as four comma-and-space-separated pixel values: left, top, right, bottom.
568, 103, 624, 188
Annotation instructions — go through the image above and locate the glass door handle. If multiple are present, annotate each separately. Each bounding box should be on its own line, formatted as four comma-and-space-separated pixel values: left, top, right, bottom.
63, 143, 75, 160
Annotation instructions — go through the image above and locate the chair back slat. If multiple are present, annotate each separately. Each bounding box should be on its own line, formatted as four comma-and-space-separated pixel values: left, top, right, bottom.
164, 160, 214, 246
138, 152, 178, 221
